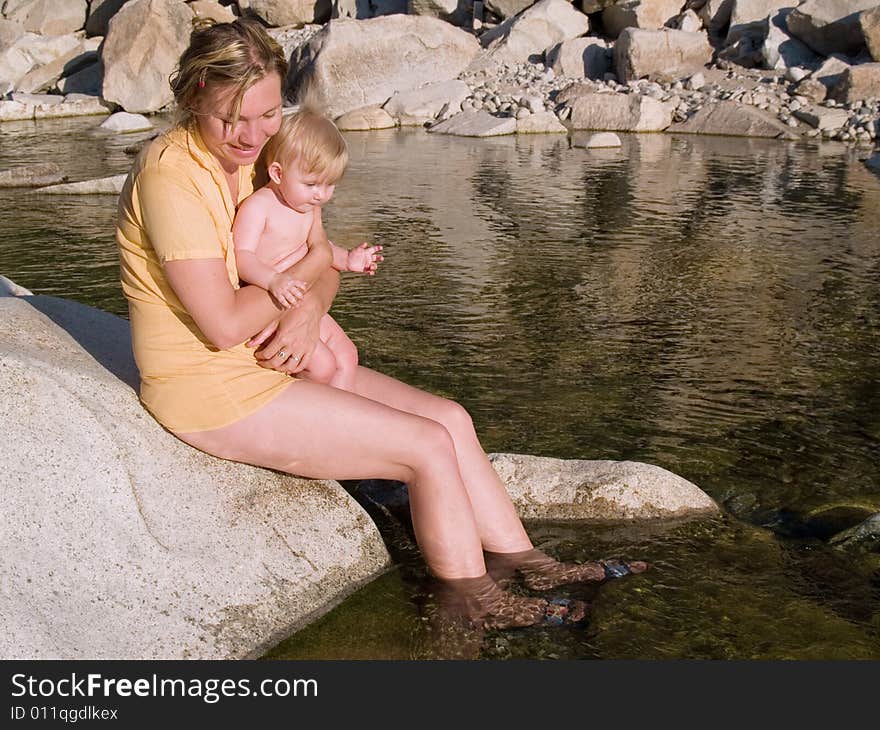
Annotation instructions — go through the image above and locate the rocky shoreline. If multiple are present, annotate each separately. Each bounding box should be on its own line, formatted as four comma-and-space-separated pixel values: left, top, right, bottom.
1, 1, 879, 149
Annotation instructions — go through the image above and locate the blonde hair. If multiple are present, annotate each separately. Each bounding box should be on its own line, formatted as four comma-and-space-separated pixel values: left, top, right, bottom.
263, 107, 349, 184
170, 17, 287, 128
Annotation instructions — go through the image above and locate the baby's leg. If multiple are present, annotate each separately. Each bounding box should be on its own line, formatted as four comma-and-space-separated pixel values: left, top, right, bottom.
297, 331, 338, 385
320, 315, 359, 391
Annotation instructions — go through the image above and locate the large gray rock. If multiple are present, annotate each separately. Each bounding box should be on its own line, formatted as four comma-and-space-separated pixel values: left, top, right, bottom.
669, 99, 796, 138
484, 0, 533, 19
761, 11, 822, 71
787, 0, 879, 57
85, 0, 130, 37
289, 15, 479, 118
189, 0, 237, 23
244, 0, 332, 26
613, 27, 713, 84
408, 0, 473, 26
383, 79, 471, 126
489, 453, 719, 520
603, 0, 687, 39
545, 37, 611, 79
427, 109, 517, 136
698, 0, 734, 36
101, 0, 193, 114
0, 275, 32, 296
726, 0, 791, 44
830, 62, 880, 103
56, 59, 102, 95
515, 110, 567, 133
0, 31, 80, 94
565, 91, 672, 131
0, 294, 390, 659
829, 513, 880, 550
36, 173, 129, 194
481, 0, 591, 65
0, 162, 66, 188
334, 104, 396, 130
0, 17, 26, 50
99, 110, 154, 132
14, 39, 97, 94
3, 0, 87, 36
860, 6, 880, 62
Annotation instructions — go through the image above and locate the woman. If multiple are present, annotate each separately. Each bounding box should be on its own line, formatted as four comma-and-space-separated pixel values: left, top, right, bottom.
117, 18, 643, 630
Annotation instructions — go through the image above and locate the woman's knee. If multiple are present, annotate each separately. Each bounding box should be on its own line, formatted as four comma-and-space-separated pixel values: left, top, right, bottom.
434, 398, 475, 439
406, 416, 458, 472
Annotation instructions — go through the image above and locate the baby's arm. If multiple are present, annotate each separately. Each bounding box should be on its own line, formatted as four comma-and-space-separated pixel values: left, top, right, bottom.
233, 194, 305, 308
331, 241, 384, 275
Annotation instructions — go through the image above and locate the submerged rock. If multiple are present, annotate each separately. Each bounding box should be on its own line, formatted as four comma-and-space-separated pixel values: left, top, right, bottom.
830, 513, 880, 550
37, 174, 128, 194
0, 293, 390, 659
0, 162, 66, 188
489, 453, 719, 520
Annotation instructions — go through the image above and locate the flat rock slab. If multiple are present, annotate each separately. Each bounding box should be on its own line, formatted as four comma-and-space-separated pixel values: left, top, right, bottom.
428, 110, 517, 137
516, 110, 567, 133
0, 294, 390, 659
489, 453, 719, 520
0, 162, 66, 188
37, 174, 129, 195
669, 99, 797, 138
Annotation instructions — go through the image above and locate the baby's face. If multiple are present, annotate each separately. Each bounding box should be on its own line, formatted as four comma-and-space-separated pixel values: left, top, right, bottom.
275, 162, 336, 214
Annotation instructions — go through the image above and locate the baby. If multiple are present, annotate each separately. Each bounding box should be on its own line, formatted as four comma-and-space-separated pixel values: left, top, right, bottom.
233, 108, 383, 391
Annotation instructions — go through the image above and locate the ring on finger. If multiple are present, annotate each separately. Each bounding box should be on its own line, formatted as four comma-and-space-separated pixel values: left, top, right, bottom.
278, 350, 287, 359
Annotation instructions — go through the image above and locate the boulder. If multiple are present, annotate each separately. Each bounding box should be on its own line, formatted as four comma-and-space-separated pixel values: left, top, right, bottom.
698, 0, 734, 36
0, 293, 390, 659
288, 15, 479, 118
489, 453, 719, 520
787, 0, 878, 57
613, 27, 713, 84
830, 62, 880, 103
726, 0, 791, 45
3, 0, 87, 36
545, 37, 611, 80
99, 110, 154, 132
36, 173, 129, 194
334, 105, 396, 130
85, 0, 130, 37
829, 513, 880, 550
382, 79, 471, 126
673, 9, 703, 33
484, 0, 533, 20
0, 162, 66, 188
565, 91, 672, 131
243, 0, 332, 26
793, 76, 827, 103
57, 59, 102, 95
862, 6, 880, 62
481, 0, 591, 65
101, 0, 193, 114
573, 131, 623, 147
0, 31, 81, 94
189, 0, 237, 23
427, 109, 517, 136
761, 12, 822, 71
0, 275, 32, 296
792, 106, 850, 130
668, 99, 796, 138
408, 0, 473, 26
515, 110, 567, 133
266, 24, 323, 63
603, 0, 687, 39
14, 41, 90, 94
0, 17, 26, 50
811, 54, 853, 91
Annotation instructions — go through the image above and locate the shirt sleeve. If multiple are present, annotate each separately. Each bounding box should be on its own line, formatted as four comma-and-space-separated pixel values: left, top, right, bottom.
135, 166, 226, 264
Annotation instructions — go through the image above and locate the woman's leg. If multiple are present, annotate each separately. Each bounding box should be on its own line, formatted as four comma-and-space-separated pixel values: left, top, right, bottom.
177, 381, 487, 579
347, 366, 533, 553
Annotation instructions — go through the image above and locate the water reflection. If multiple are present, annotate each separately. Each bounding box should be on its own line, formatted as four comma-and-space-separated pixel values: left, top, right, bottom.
1, 118, 878, 658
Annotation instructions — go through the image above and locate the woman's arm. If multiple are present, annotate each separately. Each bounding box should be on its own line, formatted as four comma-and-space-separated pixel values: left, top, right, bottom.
250, 266, 340, 373
164, 258, 282, 350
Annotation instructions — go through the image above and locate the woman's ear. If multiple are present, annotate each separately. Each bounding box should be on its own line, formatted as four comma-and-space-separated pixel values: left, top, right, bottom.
267, 161, 283, 184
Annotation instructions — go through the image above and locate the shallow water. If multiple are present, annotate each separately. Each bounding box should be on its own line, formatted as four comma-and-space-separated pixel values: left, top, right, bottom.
1, 116, 878, 659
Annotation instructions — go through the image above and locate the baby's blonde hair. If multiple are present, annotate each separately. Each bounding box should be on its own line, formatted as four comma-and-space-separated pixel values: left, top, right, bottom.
263, 107, 348, 184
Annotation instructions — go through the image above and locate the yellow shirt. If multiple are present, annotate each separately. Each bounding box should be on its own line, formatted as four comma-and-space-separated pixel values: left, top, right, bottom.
116, 124, 291, 433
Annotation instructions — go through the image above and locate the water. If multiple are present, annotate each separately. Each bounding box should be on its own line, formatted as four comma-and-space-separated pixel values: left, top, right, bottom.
1, 116, 878, 658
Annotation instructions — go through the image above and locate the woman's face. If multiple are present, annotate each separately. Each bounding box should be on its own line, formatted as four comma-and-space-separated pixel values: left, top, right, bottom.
196, 72, 283, 174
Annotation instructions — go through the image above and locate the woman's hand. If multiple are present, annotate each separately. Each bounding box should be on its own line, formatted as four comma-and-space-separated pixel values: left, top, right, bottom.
249, 296, 322, 374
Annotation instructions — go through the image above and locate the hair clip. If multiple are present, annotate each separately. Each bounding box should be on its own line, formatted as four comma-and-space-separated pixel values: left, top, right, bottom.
198, 69, 206, 89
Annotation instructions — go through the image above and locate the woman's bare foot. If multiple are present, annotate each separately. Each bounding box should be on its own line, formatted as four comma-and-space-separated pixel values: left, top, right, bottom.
486, 549, 649, 592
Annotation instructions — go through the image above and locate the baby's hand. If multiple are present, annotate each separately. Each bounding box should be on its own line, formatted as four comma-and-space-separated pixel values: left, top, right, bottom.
268, 273, 306, 309
347, 242, 384, 275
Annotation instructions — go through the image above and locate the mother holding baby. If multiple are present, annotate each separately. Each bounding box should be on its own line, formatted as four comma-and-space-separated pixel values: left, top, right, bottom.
116, 17, 644, 630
